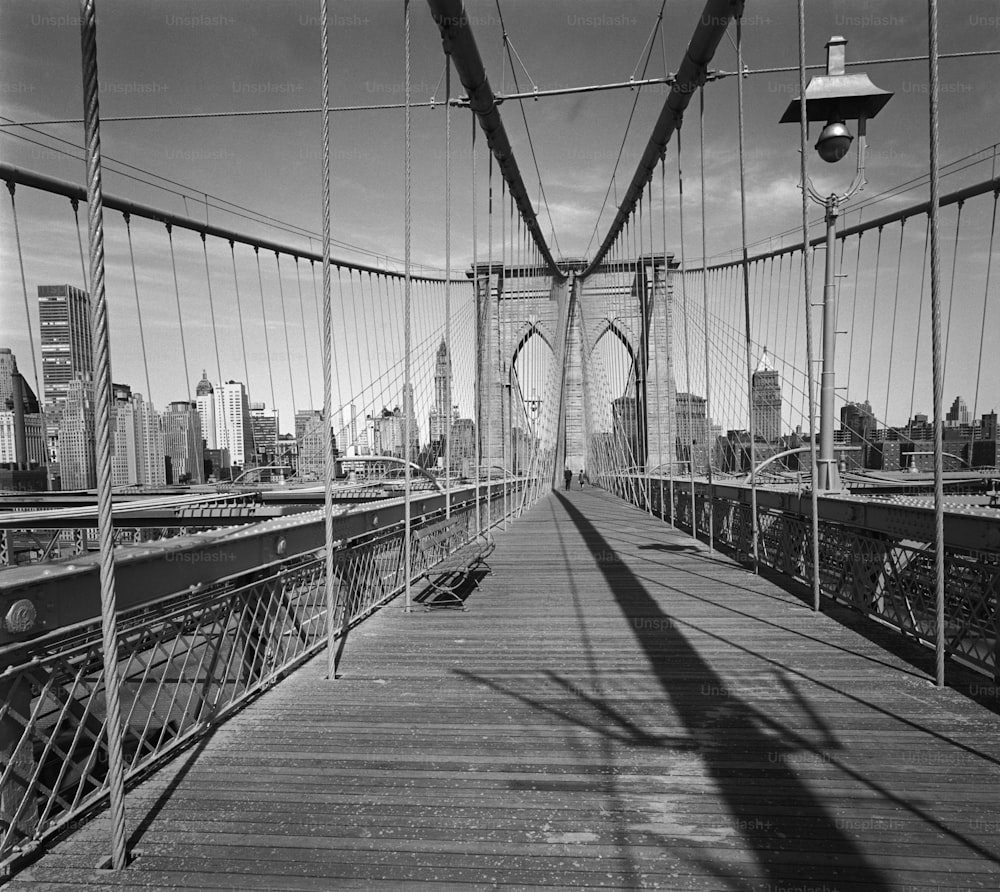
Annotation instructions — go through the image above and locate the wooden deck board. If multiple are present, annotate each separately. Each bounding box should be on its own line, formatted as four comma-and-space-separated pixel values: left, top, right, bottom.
6, 488, 1000, 890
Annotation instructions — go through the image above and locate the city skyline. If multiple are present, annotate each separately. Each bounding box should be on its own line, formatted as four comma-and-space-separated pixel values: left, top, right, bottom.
2, 2, 997, 439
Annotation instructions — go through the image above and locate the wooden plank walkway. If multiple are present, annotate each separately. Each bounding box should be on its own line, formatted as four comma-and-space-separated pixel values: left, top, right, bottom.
6, 488, 1000, 890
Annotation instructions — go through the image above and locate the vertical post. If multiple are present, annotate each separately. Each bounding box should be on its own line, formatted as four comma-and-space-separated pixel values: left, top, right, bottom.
819, 197, 842, 492
79, 0, 128, 870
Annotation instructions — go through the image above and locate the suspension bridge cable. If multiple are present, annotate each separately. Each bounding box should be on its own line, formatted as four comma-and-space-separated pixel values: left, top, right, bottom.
293, 258, 315, 411
735, 15, 759, 571
5, 184, 42, 402
909, 218, 932, 426
70, 198, 89, 290
581, 0, 667, 259
275, 253, 299, 425
253, 248, 279, 426
494, 0, 563, 261
445, 55, 453, 517
79, 0, 129, 870
968, 189, 998, 471
229, 242, 253, 392
124, 214, 154, 406
942, 202, 964, 377
320, 0, 339, 679
927, 0, 947, 689
403, 0, 413, 612
884, 220, 907, 428
698, 88, 715, 550
166, 226, 193, 404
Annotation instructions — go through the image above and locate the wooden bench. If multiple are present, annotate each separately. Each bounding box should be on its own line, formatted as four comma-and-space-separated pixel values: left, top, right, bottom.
411, 516, 495, 609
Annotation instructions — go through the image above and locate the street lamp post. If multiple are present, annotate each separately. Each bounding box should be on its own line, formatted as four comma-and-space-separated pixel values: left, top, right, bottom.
781, 36, 893, 493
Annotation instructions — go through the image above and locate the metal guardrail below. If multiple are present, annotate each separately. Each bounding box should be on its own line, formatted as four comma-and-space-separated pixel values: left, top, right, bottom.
610, 476, 999, 680
0, 484, 515, 875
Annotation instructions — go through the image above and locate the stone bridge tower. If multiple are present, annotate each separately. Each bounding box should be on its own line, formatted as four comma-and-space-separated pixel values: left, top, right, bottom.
474, 254, 676, 482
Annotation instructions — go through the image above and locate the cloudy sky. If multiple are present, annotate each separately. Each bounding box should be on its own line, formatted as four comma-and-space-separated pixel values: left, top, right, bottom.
1, 0, 997, 435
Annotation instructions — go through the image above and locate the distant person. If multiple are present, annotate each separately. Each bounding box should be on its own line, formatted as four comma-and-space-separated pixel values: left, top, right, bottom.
578, 469, 586, 490
564, 468, 573, 491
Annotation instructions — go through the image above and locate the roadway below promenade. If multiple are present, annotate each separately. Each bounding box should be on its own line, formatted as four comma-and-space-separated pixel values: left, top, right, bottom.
7, 487, 1000, 890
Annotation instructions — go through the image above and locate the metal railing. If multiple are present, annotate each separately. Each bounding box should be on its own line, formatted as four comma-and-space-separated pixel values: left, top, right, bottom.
616, 476, 999, 679
0, 482, 516, 873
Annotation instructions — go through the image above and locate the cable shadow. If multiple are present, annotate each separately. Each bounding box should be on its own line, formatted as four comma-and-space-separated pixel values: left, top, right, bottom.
552, 491, 891, 887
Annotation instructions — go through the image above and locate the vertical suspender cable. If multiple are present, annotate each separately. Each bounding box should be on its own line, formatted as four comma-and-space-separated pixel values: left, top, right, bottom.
230, 242, 253, 391
403, 0, 413, 612
294, 258, 316, 410
968, 192, 997, 470
472, 113, 481, 534
71, 198, 89, 290
444, 56, 452, 518
320, 0, 337, 677
125, 215, 154, 405
796, 0, 821, 608
275, 253, 299, 429
200, 232, 223, 387
8, 184, 43, 400
942, 202, 964, 375
254, 248, 278, 425
651, 166, 664, 519
677, 130, 697, 535
166, 225, 192, 403
487, 152, 494, 526
646, 182, 657, 516
735, 16, 759, 570
661, 162, 673, 526
698, 89, 715, 551
78, 0, 128, 870
926, 0, 946, 687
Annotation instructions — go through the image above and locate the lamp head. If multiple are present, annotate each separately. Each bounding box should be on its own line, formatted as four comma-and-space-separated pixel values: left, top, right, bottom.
815, 120, 853, 163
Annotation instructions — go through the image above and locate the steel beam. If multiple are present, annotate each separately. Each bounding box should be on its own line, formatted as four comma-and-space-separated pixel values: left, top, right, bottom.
581, 0, 741, 278
0, 484, 511, 647
427, 0, 566, 279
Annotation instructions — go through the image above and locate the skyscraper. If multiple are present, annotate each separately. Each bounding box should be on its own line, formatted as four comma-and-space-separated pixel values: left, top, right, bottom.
163, 401, 204, 484
752, 349, 782, 444
195, 370, 217, 450
39, 285, 94, 407
110, 384, 166, 488
215, 380, 254, 469
429, 340, 452, 445
250, 402, 277, 461
946, 395, 970, 427
60, 375, 96, 490
675, 392, 712, 472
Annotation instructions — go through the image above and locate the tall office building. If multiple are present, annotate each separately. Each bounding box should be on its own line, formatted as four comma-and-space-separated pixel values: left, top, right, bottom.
0, 348, 46, 467
195, 370, 217, 450
250, 402, 277, 461
429, 340, 452, 445
60, 375, 97, 490
612, 396, 641, 467
946, 395, 970, 427
111, 384, 166, 488
675, 392, 712, 472
297, 412, 336, 480
751, 349, 783, 444
163, 401, 204, 484
39, 285, 94, 407
215, 380, 254, 469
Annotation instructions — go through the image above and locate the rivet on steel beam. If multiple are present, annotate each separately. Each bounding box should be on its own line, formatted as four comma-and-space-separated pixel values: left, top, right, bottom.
5, 599, 37, 634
